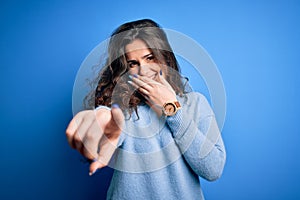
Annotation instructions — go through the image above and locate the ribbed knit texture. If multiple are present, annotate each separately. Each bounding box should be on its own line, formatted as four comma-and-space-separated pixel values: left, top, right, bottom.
105, 92, 226, 200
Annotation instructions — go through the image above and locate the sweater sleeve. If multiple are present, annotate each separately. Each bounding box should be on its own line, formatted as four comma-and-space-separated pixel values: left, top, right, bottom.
166, 92, 226, 181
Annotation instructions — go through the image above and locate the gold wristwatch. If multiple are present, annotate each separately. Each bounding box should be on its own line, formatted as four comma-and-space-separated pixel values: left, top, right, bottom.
162, 101, 181, 116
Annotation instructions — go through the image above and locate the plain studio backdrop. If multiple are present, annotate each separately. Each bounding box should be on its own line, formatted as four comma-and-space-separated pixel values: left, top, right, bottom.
1, 0, 299, 199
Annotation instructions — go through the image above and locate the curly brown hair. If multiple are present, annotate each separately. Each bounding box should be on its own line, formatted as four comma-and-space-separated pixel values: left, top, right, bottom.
86, 19, 187, 116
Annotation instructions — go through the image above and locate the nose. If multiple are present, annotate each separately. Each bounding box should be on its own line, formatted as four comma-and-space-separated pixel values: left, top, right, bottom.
139, 64, 151, 76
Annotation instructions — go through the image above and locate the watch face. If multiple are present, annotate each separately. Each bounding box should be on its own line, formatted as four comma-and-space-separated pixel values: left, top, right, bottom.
164, 103, 176, 115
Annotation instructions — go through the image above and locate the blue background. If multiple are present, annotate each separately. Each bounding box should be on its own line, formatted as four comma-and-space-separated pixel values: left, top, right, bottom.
1, 0, 300, 199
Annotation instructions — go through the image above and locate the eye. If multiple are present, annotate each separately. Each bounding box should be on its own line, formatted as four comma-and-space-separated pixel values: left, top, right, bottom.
128, 61, 139, 68
146, 55, 155, 62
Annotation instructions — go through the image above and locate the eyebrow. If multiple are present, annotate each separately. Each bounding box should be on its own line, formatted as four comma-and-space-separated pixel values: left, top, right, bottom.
127, 53, 153, 63
142, 53, 153, 59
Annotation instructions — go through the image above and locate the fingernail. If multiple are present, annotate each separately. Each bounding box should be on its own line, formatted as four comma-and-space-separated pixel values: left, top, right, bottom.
89, 170, 95, 176
89, 168, 100, 176
128, 80, 133, 85
112, 104, 120, 109
133, 74, 138, 78
128, 75, 133, 79
160, 70, 162, 76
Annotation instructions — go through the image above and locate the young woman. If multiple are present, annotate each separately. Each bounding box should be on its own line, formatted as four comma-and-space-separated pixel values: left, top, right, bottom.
66, 19, 226, 199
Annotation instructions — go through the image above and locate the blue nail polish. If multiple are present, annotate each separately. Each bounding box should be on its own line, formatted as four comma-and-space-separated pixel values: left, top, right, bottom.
112, 104, 120, 109
133, 74, 138, 78
128, 75, 133, 79
160, 70, 162, 76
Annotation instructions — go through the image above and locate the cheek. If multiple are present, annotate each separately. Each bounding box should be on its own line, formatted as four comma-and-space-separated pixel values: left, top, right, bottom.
148, 63, 161, 72
160, 65, 168, 78
128, 67, 139, 75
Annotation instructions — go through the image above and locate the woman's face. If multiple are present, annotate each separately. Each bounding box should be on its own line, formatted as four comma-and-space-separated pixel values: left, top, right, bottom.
125, 39, 164, 80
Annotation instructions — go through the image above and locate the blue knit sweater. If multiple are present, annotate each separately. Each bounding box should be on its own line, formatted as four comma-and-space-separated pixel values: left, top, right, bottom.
105, 92, 226, 200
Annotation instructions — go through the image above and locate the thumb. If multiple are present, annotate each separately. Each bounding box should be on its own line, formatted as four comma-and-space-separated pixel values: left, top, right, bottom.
158, 70, 173, 90
89, 160, 106, 176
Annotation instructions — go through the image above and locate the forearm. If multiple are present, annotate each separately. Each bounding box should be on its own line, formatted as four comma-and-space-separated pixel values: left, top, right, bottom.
166, 108, 226, 181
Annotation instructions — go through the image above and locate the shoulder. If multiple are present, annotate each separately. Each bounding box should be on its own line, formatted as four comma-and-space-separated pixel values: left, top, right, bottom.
178, 92, 214, 119
184, 92, 206, 102
179, 92, 208, 108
